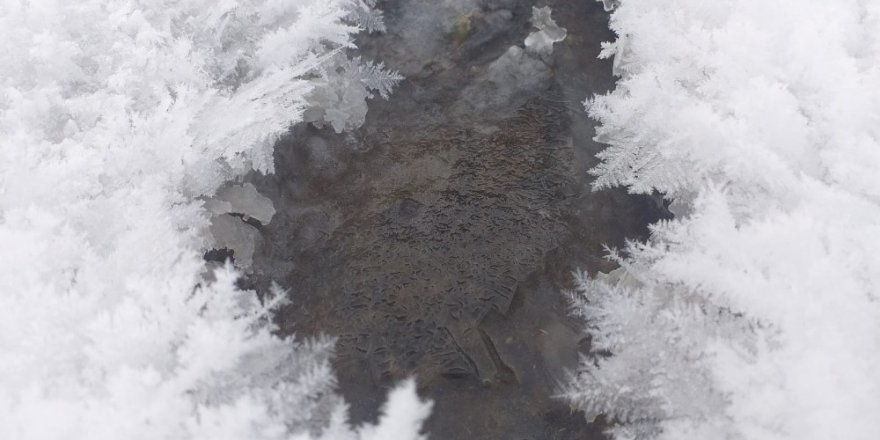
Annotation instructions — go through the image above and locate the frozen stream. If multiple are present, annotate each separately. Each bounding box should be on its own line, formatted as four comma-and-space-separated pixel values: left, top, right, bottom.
243, 1, 668, 438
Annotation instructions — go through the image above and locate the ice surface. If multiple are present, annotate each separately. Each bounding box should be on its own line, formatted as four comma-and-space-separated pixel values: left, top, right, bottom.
204, 183, 274, 268
457, 45, 551, 115
205, 182, 276, 225
303, 73, 371, 134
524, 7, 567, 57
209, 214, 261, 268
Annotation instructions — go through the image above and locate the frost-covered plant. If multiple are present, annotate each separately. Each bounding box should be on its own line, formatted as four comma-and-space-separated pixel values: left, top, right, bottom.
0, 0, 428, 438
567, 0, 880, 439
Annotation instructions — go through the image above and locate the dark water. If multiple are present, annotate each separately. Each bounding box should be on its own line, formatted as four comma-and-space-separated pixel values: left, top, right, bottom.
245, 1, 668, 438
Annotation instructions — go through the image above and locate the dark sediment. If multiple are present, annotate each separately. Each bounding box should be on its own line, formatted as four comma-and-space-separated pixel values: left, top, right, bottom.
245, 1, 669, 438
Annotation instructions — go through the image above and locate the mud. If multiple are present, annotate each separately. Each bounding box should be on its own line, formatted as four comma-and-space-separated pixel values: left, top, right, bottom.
244, 1, 669, 438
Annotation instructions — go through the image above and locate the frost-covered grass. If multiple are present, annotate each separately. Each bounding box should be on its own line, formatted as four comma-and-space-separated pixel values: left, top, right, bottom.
0, 1, 426, 438
566, 0, 880, 439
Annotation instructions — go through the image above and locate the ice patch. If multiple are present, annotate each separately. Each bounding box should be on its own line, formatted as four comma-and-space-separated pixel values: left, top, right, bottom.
205, 182, 276, 225
596, 0, 619, 12
205, 183, 275, 268
524, 6, 567, 57
209, 214, 261, 268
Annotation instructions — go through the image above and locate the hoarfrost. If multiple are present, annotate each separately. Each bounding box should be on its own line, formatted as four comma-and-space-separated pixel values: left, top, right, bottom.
346, 0, 387, 33
303, 55, 403, 133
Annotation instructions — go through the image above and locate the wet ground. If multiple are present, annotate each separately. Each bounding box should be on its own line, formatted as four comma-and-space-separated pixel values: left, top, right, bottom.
245, 1, 668, 438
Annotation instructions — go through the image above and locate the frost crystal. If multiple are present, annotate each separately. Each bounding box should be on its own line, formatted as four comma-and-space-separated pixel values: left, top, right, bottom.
304, 55, 403, 133
345, 0, 387, 33
568, 0, 880, 438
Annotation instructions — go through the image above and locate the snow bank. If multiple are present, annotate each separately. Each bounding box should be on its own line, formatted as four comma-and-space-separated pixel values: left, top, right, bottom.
565, 1, 880, 439
0, 0, 428, 438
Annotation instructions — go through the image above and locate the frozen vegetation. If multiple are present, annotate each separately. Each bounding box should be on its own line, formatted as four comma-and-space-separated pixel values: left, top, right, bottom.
0, 0, 428, 439
566, 0, 880, 439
